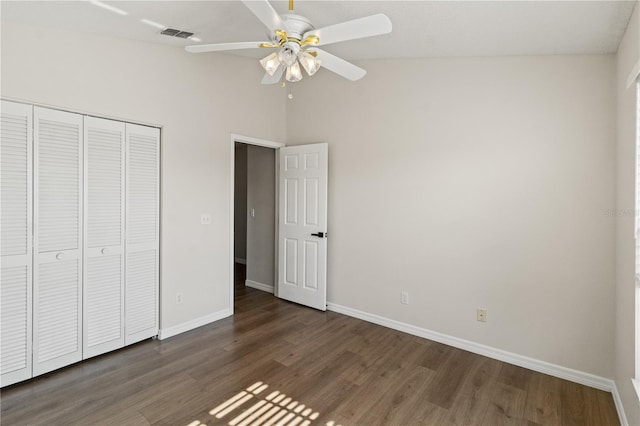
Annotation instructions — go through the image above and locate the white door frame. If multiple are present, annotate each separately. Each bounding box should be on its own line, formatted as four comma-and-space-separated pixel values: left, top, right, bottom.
229, 134, 285, 313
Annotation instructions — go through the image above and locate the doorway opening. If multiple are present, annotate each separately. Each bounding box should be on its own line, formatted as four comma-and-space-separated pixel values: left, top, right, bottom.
230, 135, 284, 313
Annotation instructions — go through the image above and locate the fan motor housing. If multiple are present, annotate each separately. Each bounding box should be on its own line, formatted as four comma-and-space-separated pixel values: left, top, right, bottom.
282, 13, 314, 40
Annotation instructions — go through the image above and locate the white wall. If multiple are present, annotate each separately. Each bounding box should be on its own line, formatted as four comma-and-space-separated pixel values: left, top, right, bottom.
234, 143, 248, 262
287, 55, 617, 378
246, 145, 276, 287
0, 21, 286, 330
615, 2, 640, 424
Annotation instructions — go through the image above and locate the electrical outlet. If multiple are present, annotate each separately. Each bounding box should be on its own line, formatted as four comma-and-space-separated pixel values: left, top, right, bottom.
200, 213, 212, 225
176, 292, 183, 304
401, 291, 409, 305
477, 308, 487, 322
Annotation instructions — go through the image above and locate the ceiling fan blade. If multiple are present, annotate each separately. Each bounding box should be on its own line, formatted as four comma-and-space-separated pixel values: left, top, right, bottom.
185, 41, 263, 53
261, 66, 285, 85
304, 14, 392, 47
314, 49, 366, 81
241, 0, 284, 33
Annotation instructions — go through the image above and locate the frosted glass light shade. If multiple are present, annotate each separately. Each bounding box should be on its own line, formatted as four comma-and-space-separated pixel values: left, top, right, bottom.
299, 52, 321, 76
286, 62, 303, 82
260, 52, 280, 76
278, 48, 298, 67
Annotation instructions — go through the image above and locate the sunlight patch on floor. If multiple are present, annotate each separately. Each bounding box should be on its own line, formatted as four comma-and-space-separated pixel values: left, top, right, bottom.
188, 382, 341, 426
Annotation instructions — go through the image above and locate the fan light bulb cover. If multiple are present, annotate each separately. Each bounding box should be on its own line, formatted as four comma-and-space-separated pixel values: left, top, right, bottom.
278, 48, 298, 67
286, 62, 303, 82
260, 52, 280, 76
299, 51, 321, 76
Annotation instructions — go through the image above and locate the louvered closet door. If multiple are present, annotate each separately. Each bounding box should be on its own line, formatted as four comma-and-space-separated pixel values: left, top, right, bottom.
33, 107, 83, 376
0, 101, 33, 386
125, 123, 159, 345
83, 117, 125, 359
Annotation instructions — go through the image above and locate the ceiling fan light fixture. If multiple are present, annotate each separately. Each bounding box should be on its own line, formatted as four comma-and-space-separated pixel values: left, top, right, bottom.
278, 46, 299, 67
260, 52, 281, 76
299, 51, 321, 76
286, 62, 303, 82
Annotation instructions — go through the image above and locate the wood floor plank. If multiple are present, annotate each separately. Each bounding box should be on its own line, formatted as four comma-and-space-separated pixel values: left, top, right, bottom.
356, 367, 435, 425
444, 355, 501, 425
447, 391, 493, 426
481, 382, 528, 426
597, 388, 623, 426
417, 339, 455, 372
425, 349, 479, 409
561, 381, 584, 426
524, 372, 563, 425
499, 363, 533, 391
72, 408, 151, 426
0, 263, 621, 426
71, 373, 197, 425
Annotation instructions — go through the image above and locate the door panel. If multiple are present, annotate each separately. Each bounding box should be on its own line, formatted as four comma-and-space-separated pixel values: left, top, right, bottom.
125, 123, 159, 345
33, 107, 83, 376
36, 257, 81, 365
303, 241, 318, 289
83, 117, 125, 359
0, 100, 33, 386
37, 118, 82, 252
304, 178, 319, 226
284, 238, 298, 285
277, 143, 328, 311
285, 179, 298, 224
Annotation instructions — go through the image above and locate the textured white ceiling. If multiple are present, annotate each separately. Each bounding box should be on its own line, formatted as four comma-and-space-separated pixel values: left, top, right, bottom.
1, 1, 636, 60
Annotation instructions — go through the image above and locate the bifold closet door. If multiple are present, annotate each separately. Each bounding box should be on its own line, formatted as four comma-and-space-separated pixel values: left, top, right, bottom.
83, 117, 125, 359
0, 101, 33, 386
125, 123, 159, 345
33, 107, 83, 376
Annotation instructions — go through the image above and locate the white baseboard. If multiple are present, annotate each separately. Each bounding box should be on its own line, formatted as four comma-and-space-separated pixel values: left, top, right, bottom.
158, 308, 232, 340
326, 303, 615, 393
235, 257, 246, 265
612, 382, 630, 426
245, 279, 274, 294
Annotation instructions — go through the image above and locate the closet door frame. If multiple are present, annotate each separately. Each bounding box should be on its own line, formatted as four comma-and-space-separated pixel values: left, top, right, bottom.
32, 106, 83, 376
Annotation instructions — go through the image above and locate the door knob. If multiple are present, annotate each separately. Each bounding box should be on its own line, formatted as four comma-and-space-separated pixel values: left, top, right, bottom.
56, 252, 64, 260
310, 232, 326, 238
101, 248, 108, 255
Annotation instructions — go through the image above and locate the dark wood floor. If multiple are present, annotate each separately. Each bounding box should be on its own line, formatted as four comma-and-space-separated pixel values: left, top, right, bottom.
1, 264, 619, 426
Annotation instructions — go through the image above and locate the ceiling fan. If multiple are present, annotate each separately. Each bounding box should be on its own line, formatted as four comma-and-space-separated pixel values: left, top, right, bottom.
185, 0, 392, 85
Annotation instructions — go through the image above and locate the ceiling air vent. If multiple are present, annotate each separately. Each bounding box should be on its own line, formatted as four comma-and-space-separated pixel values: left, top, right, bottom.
161, 28, 194, 39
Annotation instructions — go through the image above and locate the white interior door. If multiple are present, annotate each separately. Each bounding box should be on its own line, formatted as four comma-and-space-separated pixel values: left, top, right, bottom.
33, 106, 83, 376
0, 101, 33, 386
83, 116, 125, 359
125, 123, 159, 345
277, 143, 328, 311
